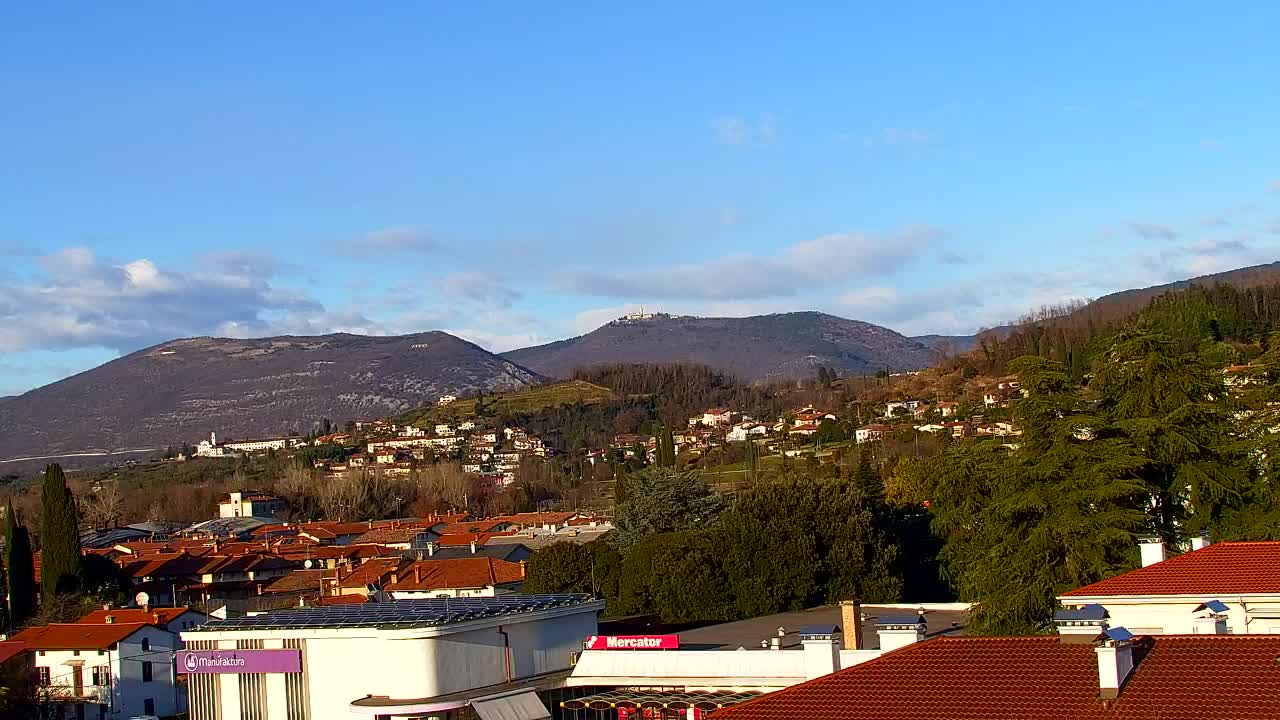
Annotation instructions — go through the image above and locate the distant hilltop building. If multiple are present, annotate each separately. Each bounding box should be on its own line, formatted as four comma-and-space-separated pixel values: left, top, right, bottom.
437, 394, 458, 406
195, 432, 304, 458
612, 310, 683, 325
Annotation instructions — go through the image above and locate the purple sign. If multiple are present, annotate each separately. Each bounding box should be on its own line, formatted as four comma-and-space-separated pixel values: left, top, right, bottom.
177, 649, 301, 674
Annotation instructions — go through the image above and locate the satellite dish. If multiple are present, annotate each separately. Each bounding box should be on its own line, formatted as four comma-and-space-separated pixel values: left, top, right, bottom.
304, 559, 314, 569
135, 591, 151, 607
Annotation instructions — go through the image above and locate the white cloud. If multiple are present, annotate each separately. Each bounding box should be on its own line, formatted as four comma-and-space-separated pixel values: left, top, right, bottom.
557, 226, 941, 301
710, 115, 776, 146
437, 271, 521, 307
338, 227, 436, 256
1268, 180, 1280, 193
0, 246, 357, 354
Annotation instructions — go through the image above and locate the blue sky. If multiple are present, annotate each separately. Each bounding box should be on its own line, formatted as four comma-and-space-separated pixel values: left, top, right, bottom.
2, 2, 1279, 395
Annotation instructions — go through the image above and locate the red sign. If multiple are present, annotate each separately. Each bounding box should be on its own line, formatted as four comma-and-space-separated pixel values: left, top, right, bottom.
585, 634, 679, 650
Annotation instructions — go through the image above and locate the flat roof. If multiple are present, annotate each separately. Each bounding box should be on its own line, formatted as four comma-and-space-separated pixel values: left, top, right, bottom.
671, 605, 967, 651
191, 594, 599, 632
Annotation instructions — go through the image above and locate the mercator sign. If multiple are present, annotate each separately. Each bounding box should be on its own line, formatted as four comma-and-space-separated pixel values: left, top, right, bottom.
585, 634, 679, 650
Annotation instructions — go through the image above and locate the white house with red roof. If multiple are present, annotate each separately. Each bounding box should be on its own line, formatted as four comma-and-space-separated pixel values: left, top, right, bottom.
1057, 537, 1280, 635
12, 621, 184, 719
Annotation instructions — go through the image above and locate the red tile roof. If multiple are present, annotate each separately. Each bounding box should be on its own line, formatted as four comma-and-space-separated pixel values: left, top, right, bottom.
714, 635, 1280, 720
336, 557, 408, 589
11, 623, 150, 650
0, 641, 29, 665
316, 593, 370, 605
437, 520, 513, 535
352, 526, 438, 546
77, 607, 193, 625
713, 636, 1106, 720
500, 512, 577, 526
262, 569, 327, 594
384, 558, 524, 593
1062, 542, 1280, 597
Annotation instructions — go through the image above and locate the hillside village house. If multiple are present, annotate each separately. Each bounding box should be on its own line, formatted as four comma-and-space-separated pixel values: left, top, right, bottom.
937, 401, 959, 417
384, 557, 526, 599
883, 400, 921, 418
728, 422, 768, 442
218, 490, 286, 519
855, 424, 892, 443
13, 621, 184, 720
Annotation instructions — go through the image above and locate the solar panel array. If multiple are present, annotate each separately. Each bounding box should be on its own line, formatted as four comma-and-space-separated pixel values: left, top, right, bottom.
198, 594, 595, 631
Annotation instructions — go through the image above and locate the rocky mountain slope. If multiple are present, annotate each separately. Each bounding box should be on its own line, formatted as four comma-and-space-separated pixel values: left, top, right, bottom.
0, 332, 543, 463
504, 312, 935, 381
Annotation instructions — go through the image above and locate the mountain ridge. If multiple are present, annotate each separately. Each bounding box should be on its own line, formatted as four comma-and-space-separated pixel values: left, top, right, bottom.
0, 331, 543, 464
503, 311, 935, 380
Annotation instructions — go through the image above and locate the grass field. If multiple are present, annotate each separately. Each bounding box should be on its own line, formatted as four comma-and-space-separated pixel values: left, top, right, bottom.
404, 380, 614, 426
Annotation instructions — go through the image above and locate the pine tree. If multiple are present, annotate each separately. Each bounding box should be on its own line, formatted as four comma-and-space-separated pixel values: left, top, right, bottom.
1093, 333, 1246, 542
4, 499, 36, 626
907, 356, 1147, 634
40, 463, 82, 601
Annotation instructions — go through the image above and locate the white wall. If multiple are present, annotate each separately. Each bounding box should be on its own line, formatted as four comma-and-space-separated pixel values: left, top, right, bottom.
33, 625, 181, 720
1062, 597, 1280, 635
187, 605, 600, 720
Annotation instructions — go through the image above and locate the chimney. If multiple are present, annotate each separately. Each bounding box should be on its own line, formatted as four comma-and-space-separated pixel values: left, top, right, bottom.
1190, 532, 1211, 552
1055, 604, 1109, 641
1138, 537, 1166, 567
519, 560, 527, 579
470, 541, 477, 554
874, 613, 926, 652
1094, 629, 1136, 699
413, 565, 422, 584
769, 637, 781, 651
427, 543, 436, 556
1192, 600, 1229, 635
840, 600, 865, 650
105, 615, 115, 624
799, 625, 842, 680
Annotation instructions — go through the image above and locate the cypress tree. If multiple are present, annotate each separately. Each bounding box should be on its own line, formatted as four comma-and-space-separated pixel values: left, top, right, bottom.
4, 499, 36, 626
40, 463, 81, 601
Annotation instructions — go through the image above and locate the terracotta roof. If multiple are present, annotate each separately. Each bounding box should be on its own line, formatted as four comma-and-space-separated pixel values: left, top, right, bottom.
0, 640, 27, 665
336, 557, 408, 588
384, 558, 524, 593
1062, 542, 1280, 597
316, 593, 370, 605
77, 607, 193, 625
11, 623, 150, 650
263, 569, 327, 594
352, 526, 438, 545
437, 520, 513, 535
500, 512, 577, 526
715, 636, 1105, 720
1102, 636, 1280, 719
714, 635, 1280, 720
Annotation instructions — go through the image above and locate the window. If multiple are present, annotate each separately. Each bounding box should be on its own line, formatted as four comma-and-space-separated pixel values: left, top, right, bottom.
73, 649, 80, 656
143, 698, 155, 716
141, 638, 151, 651
142, 661, 153, 682
38, 667, 50, 686
92, 665, 111, 686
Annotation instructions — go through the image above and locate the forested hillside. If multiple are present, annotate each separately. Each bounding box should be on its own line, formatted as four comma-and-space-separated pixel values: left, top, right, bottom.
964, 280, 1280, 376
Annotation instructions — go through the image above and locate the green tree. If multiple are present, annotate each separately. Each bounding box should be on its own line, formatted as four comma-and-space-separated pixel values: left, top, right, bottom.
40, 463, 82, 601
4, 500, 36, 626
904, 356, 1147, 634
1093, 333, 1248, 542
714, 474, 901, 618
816, 418, 845, 444
524, 539, 622, 612
612, 467, 723, 552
